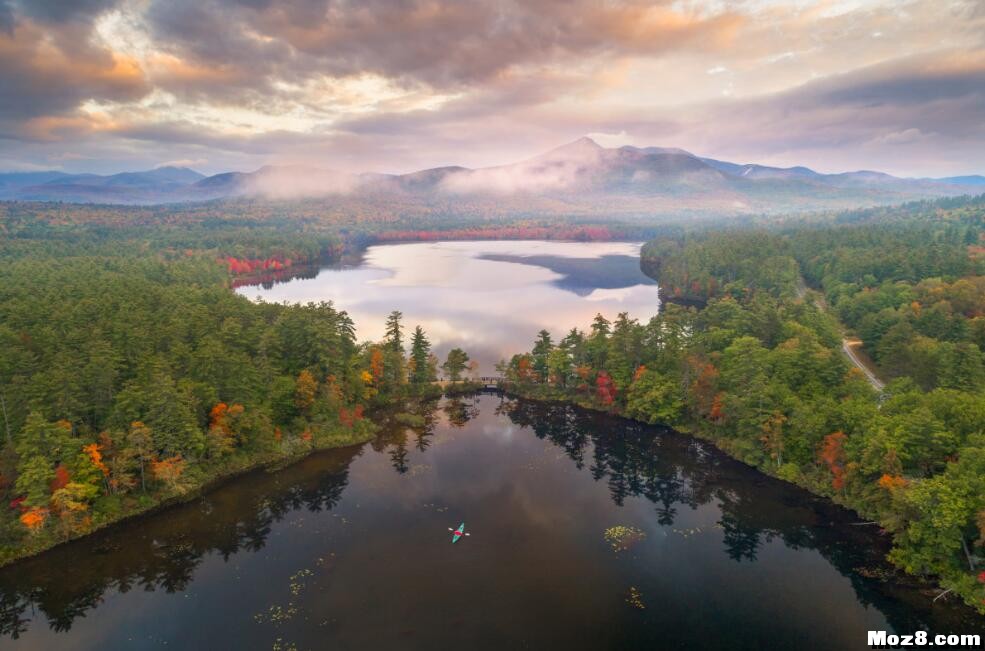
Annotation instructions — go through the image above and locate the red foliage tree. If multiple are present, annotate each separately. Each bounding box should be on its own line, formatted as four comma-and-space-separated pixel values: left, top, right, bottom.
596, 371, 616, 405
819, 431, 848, 491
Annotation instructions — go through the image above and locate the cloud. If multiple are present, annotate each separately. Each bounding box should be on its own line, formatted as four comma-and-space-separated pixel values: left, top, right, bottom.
156, 157, 207, 168
0, 3, 148, 136
0, 0, 983, 176
142, 0, 744, 94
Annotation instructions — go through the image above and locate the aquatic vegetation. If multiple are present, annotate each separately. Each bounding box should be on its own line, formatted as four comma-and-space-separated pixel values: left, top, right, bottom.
254, 603, 298, 624
289, 568, 313, 596
626, 586, 645, 609
604, 526, 646, 552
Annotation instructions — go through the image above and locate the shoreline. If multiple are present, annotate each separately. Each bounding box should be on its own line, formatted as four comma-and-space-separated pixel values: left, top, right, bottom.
0, 383, 484, 568
495, 382, 985, 622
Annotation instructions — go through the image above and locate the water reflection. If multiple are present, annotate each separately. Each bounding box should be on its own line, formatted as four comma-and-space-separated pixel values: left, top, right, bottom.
236, 241, 661, 371
1, 396, 982, 649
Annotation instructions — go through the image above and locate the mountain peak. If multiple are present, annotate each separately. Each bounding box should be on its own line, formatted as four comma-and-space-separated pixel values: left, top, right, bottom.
568, 136, 602, 150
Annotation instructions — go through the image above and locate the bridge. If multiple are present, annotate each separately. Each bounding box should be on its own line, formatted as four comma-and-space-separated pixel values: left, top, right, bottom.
477, 376, 504, 389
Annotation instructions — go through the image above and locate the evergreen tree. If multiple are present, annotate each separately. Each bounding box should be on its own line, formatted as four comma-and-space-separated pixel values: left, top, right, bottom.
385, 310, 404, 353
531, 330, 553, 382
409, 326, 433, 385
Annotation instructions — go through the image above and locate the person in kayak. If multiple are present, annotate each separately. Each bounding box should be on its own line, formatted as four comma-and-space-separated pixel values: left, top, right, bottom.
449, 522, 471, 543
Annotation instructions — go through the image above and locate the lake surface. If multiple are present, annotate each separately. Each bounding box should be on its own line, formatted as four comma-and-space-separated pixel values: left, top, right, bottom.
2, 394, 981, 650
235, 240, 660, 372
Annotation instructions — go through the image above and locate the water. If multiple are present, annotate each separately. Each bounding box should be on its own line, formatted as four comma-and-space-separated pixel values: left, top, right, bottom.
235, 240, 660, 372
2, 395, 980, 650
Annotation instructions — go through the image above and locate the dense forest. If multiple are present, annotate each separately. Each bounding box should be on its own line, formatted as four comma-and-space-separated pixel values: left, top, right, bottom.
0, 204, 468, 563
506, 194, 985, 612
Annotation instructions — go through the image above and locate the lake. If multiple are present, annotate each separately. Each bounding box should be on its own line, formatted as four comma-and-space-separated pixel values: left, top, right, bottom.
2, 394, 981, 650
235, 240, 661, 372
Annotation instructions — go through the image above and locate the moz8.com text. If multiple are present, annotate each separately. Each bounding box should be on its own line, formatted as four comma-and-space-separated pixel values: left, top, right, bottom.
869, 631, 981, 648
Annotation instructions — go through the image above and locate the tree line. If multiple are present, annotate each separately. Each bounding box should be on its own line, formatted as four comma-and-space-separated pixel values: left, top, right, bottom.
506, 195, 985, 613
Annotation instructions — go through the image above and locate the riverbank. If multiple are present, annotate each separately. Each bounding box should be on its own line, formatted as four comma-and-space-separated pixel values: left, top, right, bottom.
497, 381, 984, 618
0, 385, 487, 568
0, 425, 377, 568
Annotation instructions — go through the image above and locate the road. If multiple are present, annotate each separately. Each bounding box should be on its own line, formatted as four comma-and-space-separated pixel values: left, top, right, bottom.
796, 275, 885, 392
841, 339, 886, 391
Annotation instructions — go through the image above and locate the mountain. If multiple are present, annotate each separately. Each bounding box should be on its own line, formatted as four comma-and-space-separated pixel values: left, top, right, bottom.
1, 139, 981, 214
938, 175, 985, 186
2, 166, 205, 203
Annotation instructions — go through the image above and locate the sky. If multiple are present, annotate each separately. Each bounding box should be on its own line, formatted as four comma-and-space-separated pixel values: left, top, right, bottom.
1, 0, 984, 177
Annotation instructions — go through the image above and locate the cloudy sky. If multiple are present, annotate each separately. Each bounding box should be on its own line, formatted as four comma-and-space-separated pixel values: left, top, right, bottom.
1, 0, 984, 176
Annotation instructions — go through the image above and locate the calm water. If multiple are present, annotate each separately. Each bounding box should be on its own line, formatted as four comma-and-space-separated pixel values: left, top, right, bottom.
235, 240, 660, 372
2, 395, 981, 650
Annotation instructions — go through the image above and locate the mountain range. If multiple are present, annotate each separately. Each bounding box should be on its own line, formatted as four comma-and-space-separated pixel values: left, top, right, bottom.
1, 137, 982, 214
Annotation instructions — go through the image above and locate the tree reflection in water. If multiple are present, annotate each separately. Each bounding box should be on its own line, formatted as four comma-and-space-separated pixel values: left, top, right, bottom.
1, 395, 983, 640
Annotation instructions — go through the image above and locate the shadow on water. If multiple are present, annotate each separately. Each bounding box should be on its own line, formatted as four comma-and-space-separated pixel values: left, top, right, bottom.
498, 398, 985, 636
0, 395, 982, 646
0, 446, 361, 639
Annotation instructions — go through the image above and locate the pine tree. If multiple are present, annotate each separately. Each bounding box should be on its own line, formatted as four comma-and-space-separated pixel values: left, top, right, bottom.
409, 326, 433, 385
531, 330, 553, 382
385, 310, 404, 353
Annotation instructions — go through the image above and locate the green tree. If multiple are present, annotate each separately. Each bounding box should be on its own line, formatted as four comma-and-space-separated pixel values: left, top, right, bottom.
531, 330, 553, 382
441, 348, 470, 382
385, 310, 404, 353
409, 326, 433, 385
15, 455, 56, 508
625, 369, 683, 425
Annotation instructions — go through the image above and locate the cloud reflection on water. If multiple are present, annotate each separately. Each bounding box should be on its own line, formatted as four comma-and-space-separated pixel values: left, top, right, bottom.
237, 240, 661, 371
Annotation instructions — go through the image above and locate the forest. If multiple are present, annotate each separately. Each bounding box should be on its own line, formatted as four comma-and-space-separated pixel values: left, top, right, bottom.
0, 204, 467, 562
504, 194, 985, 612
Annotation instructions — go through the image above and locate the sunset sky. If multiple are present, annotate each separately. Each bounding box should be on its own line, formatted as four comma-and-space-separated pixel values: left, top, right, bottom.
1, 0, 984, 176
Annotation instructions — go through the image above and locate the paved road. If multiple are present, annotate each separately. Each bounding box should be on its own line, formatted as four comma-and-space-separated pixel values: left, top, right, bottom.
797, 275, 885, 392
841, 339, 885, 391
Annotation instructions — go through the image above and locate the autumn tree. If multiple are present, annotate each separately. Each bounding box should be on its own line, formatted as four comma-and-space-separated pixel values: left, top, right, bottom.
294, 370, 318, 413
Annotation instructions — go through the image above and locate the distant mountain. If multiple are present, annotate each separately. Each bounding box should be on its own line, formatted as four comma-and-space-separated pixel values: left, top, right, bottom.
937, 175, 985, 186
2, 166, 205, 203
1, 139, 982, 214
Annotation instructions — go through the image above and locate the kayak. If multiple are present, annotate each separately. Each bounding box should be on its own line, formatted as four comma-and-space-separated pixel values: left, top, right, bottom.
451, 522, 466, 543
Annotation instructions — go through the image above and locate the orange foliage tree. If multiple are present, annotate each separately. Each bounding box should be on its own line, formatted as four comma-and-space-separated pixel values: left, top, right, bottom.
20, 507, 48, 534
151, 456, 187, 492
819, 431, 848, 491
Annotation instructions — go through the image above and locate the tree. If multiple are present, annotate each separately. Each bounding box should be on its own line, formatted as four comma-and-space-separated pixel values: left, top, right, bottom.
547, 348, 572, 387
294, 370, 317, 412
369, 346, 385, 383
442, 348, 470, 382
15, 413, 74, 465
151, 456, 187, 492
531, 330, 553, 381
385, 310, 404, 352
125, 421, 155, 492
51, 482, 99, 535
409, 326, 434, 385
625, 368, 683, 425
820, 431, 848, 491
15, 455, 55, 508
595, 371, 616, 406
587, 314, 611, 368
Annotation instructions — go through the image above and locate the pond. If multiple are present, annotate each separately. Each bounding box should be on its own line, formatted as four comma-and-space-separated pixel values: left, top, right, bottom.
2, 394, 981, 650
235, 240, 661, 371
